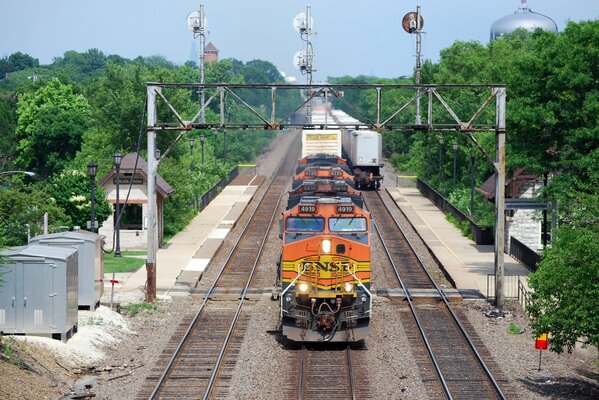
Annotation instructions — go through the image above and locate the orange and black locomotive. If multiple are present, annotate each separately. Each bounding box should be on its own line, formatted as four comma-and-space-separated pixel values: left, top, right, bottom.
279, 197, 371, 342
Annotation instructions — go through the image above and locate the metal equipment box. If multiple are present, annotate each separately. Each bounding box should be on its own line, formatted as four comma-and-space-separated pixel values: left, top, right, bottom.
0, 245, 78, 341
29, 231, 105, 310
343, 130, 383, 167
301, 130, 342, 158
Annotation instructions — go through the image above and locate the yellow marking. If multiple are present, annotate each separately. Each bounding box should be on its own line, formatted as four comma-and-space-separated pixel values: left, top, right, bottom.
305, 133, 339, 141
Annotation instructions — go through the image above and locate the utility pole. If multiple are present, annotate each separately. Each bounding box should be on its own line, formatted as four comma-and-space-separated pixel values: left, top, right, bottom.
293, 6, 315, 124
146, 85, 159, 303
494, 87, 506, 309
187, 5, 207, 123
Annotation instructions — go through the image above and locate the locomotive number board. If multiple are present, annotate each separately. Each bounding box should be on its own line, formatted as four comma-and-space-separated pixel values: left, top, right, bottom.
299, 205, 317, 213
336, 205, 354, 213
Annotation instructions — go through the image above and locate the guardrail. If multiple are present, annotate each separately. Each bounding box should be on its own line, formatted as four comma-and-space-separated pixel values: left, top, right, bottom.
192, 167, 240, 211
417, 178, 493, 245
509, 236, 541, 272
517, 278, 531, 312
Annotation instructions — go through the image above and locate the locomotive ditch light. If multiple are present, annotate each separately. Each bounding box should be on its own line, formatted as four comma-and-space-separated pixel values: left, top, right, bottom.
344, 283, 353, 293
322, 239, 331, 253
298, 282, 309, 293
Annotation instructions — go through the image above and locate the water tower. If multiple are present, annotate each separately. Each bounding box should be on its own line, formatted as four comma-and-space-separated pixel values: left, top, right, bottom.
491, 0, 557, 40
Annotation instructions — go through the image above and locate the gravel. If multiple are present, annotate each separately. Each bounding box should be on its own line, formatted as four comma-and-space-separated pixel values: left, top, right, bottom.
2, 135, 597, 400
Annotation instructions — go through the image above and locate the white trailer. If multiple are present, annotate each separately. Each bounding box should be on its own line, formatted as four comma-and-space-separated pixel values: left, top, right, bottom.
301, 130, 342, 158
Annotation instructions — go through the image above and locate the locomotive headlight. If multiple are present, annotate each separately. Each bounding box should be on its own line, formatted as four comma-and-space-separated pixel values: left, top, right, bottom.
298, 282, 309, 293
344, 282, 353, 293
322, 239, 331, 253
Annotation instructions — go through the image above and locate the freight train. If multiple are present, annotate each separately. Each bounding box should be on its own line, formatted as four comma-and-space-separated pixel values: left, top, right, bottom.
276, 111, 378, 342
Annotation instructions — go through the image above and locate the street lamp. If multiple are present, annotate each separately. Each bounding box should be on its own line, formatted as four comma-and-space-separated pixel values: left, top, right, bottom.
470, 149, 476, 220
200, 134, 205, 167
223, 128, 227, 163
213, 129, 218, 160
438, 136, 444, 190
452, 141, 458, 190
113, 153, 122, 257
189, 136, 195, 171
87, 162, 97, 233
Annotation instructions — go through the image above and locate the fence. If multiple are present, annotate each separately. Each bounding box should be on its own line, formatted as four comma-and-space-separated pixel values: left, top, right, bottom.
517, 278, 531, 312
486, 274, 523, 301
417, 178, 493, 245
191, 167, 240, 211
509, 236, 541, 272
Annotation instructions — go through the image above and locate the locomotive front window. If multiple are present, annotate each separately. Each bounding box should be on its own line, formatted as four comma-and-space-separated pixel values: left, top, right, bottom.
285, 217, 325, 232
329, 217, 368, 232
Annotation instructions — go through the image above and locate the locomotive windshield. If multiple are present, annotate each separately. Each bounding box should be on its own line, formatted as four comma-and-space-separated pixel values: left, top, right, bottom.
285, 217, 325, 232
329, 217, 368, 232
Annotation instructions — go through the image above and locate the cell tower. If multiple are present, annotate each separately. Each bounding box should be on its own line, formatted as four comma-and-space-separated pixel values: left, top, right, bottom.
187, 5, 208, 123
402, 6, 425, 125
293, 6, 315, 124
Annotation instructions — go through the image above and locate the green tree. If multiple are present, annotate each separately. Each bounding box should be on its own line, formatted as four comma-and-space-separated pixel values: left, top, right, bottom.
15, 78, 91, 176
46, 168, 112, 229
528, 225, 599, 353
0, 180, 71, 246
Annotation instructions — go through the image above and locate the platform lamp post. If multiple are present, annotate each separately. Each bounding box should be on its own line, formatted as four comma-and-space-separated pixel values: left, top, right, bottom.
470, 149, 476, 220
87, 162, 97, 233
189, 136, 195, 171
452, 141, 458, 191
223, 128, 227, 163
200, 133, 205, 167
113, 153, 122, 258
438, 136, 444, 190
213, 129, 218, 160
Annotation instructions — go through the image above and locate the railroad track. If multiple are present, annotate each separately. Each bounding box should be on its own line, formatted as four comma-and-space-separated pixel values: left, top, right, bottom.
137, 135, 299, 400
284, 343, 371, 400
363, 190, 511, 400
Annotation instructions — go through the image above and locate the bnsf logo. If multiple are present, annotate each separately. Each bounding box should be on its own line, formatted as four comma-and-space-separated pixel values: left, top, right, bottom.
299, 261, 350, 272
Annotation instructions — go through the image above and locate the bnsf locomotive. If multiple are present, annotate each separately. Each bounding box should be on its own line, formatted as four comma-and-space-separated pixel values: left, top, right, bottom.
279, 197, 371, 342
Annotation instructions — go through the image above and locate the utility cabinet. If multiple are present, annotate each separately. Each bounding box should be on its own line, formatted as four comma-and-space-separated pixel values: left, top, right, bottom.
0, 245, 78, 341
30, 230, 105, 310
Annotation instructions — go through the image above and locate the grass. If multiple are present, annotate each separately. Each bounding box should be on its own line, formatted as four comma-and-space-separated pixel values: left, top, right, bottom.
508, 322, 522, 335
104, 255, 145, 273
0, 337, 24, 368
121, 250, 147, 256
121, 302, 157, 317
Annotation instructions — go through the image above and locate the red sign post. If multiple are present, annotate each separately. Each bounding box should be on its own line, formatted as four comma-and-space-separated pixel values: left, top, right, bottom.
535, 333, 549, 371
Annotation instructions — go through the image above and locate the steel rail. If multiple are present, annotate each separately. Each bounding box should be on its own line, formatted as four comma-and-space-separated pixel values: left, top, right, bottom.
346, 346, 357, 400
298, 345, 306, 400
147, 136, 296, 400
202, 167, 289, 400
368, 190, 506, 400
367, 198, 453, 399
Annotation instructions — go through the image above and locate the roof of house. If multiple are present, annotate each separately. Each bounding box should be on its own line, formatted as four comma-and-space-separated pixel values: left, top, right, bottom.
477, 168, 538, 201
99, 152, 175, 198
205, 42, 219, 52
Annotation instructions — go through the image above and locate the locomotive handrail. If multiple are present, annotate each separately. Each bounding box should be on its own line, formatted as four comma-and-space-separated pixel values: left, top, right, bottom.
279, 265, 308, 316
347, 268, 372, 315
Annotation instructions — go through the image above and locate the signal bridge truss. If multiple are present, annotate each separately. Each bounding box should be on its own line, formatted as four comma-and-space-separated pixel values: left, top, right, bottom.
145, 83, 508, 308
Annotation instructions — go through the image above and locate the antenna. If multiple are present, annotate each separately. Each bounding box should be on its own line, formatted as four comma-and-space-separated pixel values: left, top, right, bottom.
293, 5, 315, 124
187, 6, 208, 123
402, 7, 424, 125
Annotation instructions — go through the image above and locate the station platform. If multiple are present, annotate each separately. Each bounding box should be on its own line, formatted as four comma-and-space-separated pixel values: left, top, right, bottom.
104, 175, 264, 304
386, 186, 531, 299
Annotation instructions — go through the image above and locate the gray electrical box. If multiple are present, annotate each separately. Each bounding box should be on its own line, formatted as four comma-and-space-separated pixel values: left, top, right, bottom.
30, 230, 105, 311
0, 245, 78, 341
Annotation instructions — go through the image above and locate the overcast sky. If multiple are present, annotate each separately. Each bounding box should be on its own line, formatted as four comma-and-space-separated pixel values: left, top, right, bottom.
1, 1, 597, 81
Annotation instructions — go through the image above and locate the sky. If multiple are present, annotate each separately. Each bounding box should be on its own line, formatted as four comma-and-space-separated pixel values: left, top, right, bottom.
1, 0, 598, 81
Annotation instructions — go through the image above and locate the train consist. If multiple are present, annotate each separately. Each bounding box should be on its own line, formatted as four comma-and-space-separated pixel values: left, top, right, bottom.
277, 108, 380, 342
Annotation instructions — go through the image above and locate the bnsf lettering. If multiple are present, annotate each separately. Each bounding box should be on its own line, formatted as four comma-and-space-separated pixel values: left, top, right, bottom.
300, 261, 350, 271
